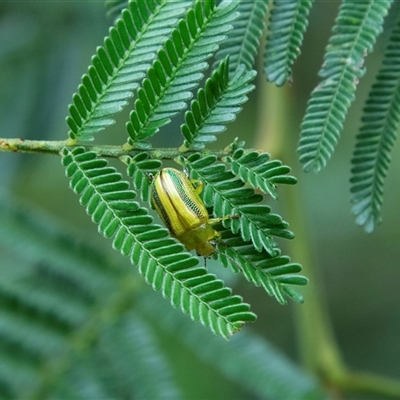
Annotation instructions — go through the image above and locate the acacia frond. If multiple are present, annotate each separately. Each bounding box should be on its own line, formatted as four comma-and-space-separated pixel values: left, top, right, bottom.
125, 0, 238, 145
83, 315, 180, 399
264, 0, 314, 86
0, 195, 178, 398
0, 280, 81, 397
66, 0, 191, 141
180, 153, 295, 257
214, 0, 268, 74
227, 148, 297, 200
180, 57, 255, 150
298, 0, 392, 172
350, 17, 400, 233
0, 284, 73, 356
216, 227, 307, 304
62, 147, 256, 338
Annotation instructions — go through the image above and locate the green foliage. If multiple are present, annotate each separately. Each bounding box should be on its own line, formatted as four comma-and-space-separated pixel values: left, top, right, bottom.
214, 0, 268, 74
0, 197, 180, 399
125, 152, 163, 202
179, 153, 306, 305
264, 0, 314, 86
69, 314, 181, 399
0, 196, 326, 399
138, 289, 325, 400
62, 146, 256, 339
58, 0, 308, 338
217, 227, 307, 304
182, 153, 295, 254
4, 0, 400, 398
5, 0, 400, 398
125, 0, 238, 146
227, 148, 297, 200
181, 57, 256, 150
288, 0, 400, 231
66, 0, 191, 141
0, 195, 128, 398
350, 16, 400, 232
298, 0, 392, 172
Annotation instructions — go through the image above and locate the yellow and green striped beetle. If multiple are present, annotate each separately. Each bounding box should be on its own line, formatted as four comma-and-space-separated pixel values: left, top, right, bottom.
150, 168, 234, 257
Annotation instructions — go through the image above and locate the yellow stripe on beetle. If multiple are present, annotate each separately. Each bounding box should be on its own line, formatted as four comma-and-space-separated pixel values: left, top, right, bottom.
151, 168, 234, 257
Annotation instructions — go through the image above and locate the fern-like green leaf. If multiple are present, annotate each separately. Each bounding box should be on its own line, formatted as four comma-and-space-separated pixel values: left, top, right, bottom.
213, 0, 268, 74
298, 0, 392, 172
264, 0, 314, 86
66, 0, 191, 141
125, 0, 239, 144
0, 196, 175, 399
0, 285, 73, 357
216, 227, 307, 304
76, 314, 181, 400
62, 147, 256, 338
227, 148, 297, 200
180, 57, 255, 150
350, 17, 400, 233
180, 153, 295, 257
0, 196, 120, 298
0, 280, 82, 398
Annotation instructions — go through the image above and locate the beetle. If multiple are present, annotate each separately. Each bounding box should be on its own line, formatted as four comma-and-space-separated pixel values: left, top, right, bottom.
150, 167, 236, 257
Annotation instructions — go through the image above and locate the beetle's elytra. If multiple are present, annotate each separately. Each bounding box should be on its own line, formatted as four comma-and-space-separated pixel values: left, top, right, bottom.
150, 168, 234, 257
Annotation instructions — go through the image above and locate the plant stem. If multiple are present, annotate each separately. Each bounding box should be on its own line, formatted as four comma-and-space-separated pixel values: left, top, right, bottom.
282, 175, 347, 376
0, 137, 230, 160
255, 79, 346, 375
334, 370, 400, 399
0, 138, 69, 155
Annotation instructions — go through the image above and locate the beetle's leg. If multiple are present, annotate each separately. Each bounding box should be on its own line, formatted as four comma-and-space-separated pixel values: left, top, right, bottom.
208, 214, 239, 225
189, 179, 204, 196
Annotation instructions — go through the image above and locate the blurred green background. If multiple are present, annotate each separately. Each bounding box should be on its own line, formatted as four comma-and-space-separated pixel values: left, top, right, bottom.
1, 1, 400, 399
